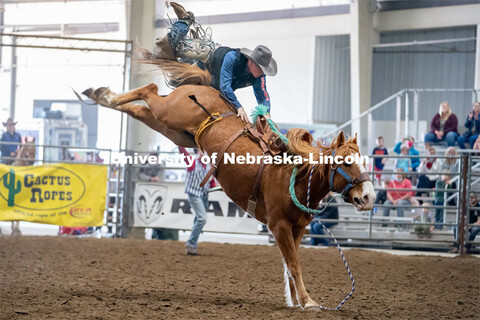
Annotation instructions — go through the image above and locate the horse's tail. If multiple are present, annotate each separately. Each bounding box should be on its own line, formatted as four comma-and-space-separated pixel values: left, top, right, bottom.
137, 48, 211, 87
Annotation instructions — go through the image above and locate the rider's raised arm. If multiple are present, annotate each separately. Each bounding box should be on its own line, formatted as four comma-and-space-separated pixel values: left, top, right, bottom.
219, 51, 243, 110
252, 75, 271, 113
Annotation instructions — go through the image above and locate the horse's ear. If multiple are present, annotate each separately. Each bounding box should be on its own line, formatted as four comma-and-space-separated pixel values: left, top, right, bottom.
300, 130, 313, 145
336, 131, 345, 147
352, 133, 357, 145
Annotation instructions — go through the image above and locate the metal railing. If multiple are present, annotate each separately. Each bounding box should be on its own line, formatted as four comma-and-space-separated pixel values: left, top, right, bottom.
324, 88, 480, 147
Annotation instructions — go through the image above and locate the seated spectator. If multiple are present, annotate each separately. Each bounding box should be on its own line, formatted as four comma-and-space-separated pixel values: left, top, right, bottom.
383, 168, 414, 221
424, 102, 458, 147
467, 193, 480, 253
434, 171, 454, 230
441, 147, 460, 174
394, 144, 411, 175
372, 136, 388, 185
373, 179, 390, 215
416, 146, 440, 200
451, 193, 480, 253
413, 203, 433, 238
474, 135, 480, 150
310, 193, 338, 246
394, 136, 420, 172
458, 101, 480, 149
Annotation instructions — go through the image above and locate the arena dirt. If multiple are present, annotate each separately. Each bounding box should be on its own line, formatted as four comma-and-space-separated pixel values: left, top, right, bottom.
0, 237, 478, 319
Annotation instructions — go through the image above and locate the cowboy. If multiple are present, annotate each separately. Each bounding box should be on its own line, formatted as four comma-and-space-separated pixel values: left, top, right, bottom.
154, 2, 277, 122
1, 117, 22, 165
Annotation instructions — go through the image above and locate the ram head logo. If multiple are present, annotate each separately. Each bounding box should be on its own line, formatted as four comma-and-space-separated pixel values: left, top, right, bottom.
135, 184, 167, 225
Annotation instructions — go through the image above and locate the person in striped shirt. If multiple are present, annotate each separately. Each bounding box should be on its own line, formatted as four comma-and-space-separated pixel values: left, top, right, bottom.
178, 147, 216, 255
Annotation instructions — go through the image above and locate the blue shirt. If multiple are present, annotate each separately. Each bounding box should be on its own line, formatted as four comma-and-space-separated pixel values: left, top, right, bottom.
393, 142, 420, 170
219, 51, 271, 112
1, 131, 22, 161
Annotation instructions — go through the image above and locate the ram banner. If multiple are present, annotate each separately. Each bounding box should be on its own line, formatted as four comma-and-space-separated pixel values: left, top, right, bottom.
0, 164, 107, 226
133, 182, 259, 234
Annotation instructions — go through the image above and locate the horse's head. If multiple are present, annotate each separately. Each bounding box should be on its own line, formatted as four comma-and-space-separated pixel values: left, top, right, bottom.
327, 131, 375, 211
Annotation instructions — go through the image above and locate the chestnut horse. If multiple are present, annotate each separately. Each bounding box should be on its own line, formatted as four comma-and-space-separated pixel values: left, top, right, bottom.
82, 60, 375, 310
10, 137, 36, 235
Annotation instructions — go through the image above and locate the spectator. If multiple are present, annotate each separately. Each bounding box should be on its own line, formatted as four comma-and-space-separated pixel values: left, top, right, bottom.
394, 144, 411, 175
450, 193, 480, 253
424, 102, 458, 147
310, 193, 338, 246
466, 193, 480, 253
416, 146, 440, 200
373, 179, 390, 215
458, 101, 480, 149
372, 136, 388, 185
474, 135, 480, 150
394, 136, 420, 172
178, 147, 216, 255
1, 117, 22, 165
413, 203, 434, 238
441, 147, 460, 174
383, 168, 414, 223
139, 152, 164, 182
434, 170, 454, 230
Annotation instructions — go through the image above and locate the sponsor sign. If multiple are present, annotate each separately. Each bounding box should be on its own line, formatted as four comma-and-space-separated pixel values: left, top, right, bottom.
133, 182, 259, 234
0, 164, 107, 226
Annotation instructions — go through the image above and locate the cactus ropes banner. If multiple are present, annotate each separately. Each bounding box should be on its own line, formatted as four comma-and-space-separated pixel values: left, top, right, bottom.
0, 164, 107, 226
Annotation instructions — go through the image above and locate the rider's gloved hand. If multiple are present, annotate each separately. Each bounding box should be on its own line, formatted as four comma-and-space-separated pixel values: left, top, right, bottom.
237, 107, 249, 122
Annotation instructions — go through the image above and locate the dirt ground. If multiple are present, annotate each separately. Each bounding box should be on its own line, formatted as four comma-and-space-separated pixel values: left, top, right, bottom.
0, 237, 478, 320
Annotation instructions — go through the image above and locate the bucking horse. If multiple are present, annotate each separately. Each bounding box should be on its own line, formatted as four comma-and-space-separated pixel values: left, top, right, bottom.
80, 50, 375, 310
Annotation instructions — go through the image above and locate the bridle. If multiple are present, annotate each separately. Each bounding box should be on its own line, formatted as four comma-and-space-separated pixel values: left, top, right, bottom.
328, 149, 371, 198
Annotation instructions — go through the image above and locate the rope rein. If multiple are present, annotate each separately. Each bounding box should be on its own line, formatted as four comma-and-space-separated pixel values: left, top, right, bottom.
289, 152, 356, 311
253, 105, 356, 310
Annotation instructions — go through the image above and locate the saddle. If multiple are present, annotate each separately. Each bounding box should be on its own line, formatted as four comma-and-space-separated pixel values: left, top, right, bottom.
254, 115, 288, 156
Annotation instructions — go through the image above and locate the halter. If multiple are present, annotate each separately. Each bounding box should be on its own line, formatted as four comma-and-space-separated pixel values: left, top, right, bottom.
328, 149, 372, 199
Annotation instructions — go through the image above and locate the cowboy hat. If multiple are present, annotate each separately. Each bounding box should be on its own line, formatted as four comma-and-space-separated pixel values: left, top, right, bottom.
240, 45, 278, 77
2, 117, 17, 126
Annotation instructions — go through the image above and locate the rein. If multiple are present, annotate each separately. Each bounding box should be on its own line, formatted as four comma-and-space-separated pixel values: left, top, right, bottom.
288, 150, 370, 311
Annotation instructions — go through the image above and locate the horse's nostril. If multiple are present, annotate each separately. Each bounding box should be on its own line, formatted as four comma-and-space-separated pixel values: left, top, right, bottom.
363, 194, 369, 203
354, 197, 361, 205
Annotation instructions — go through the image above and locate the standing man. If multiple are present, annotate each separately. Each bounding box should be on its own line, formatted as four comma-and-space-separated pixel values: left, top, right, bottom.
178, 147, 216, 255
153, 2, 277, 122
1, 117, 22, 165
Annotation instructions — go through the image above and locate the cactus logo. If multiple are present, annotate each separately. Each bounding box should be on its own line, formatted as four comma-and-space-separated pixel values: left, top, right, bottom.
0, 165, 86, 211
2, 169, 21, 207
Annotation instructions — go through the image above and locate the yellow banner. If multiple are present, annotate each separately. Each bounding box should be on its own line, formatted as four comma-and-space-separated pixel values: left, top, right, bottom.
0, 164, 107, 226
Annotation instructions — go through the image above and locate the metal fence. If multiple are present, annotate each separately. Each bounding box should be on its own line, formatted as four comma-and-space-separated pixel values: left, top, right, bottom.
1, 141, 479, 254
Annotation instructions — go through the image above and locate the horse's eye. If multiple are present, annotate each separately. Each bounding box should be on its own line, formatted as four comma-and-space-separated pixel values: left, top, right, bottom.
344, 163, 351, 167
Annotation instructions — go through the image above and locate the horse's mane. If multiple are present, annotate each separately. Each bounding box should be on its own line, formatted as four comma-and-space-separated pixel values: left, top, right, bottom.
286, 128, 359, 179
137, 48, 211, 87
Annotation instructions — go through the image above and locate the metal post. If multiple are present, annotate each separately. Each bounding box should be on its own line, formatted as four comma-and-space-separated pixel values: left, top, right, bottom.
405, 92, 409, 138
413, 91, 419, 141
396, 94, 401, 143
10, 34, 17, 119
458, 153, 469, 255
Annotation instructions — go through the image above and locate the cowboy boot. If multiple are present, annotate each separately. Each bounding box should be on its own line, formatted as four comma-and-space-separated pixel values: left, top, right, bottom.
170, 2, 195, 24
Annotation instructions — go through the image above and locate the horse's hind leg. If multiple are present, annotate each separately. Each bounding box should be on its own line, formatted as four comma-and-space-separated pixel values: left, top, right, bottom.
83, 83, 159, 108
270, 219, 318, 310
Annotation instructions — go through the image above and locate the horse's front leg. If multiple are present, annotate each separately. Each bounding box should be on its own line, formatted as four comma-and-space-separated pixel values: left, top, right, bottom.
270, 218, 318, 310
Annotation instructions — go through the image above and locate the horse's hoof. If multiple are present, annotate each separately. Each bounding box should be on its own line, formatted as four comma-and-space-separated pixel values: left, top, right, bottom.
94, 87, 110, 97
82, 88, 95, 99
304, 302, 320, 311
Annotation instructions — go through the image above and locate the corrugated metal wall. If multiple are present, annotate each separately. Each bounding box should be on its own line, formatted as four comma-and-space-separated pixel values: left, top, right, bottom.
371, 26, 476, 126
312, 34, 351, 124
